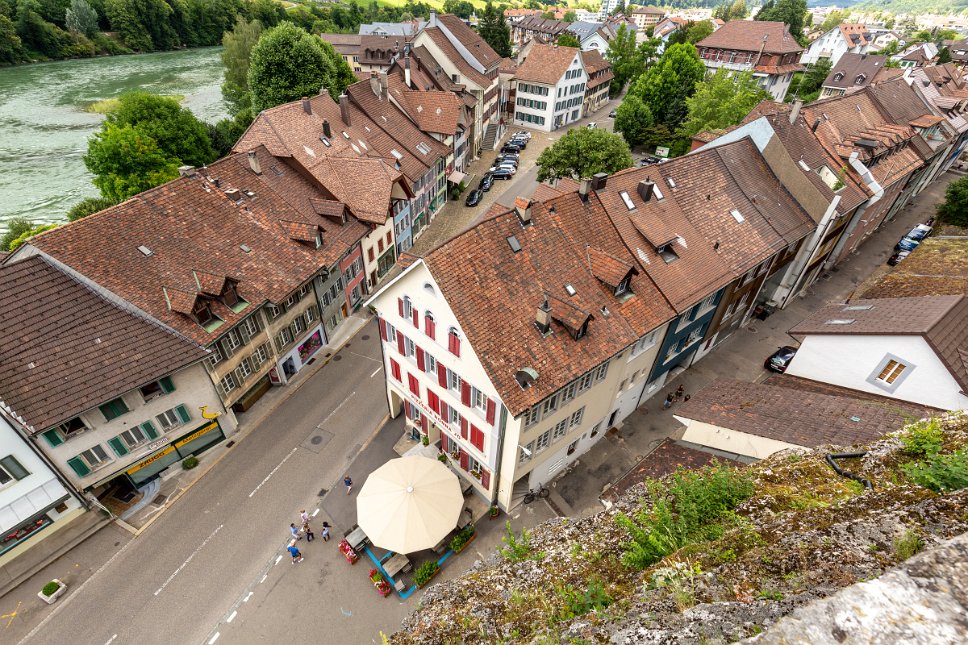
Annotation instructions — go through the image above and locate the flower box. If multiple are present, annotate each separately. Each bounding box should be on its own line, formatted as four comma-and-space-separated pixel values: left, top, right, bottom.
338, 539, 359, 564
38, 579, 67, 604
450, 526, 476, 553
369, 569, 392, 597
452, 531, 476, 554
414, 560, 440, 588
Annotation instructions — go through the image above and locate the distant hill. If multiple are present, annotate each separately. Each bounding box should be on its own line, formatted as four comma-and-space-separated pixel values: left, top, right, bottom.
854, 0, 968, 15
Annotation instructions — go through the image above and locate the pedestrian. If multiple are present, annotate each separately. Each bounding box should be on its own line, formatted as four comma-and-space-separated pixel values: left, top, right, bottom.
684, 394, 691, 403
290, 523, 302, 541
288, 540, 303, 564
674, 384, 685, 401
300, 509, 310, 525
344, 474, 353, 495
321, 521, 331, 542
663, 393, 674, 410
303, 522, 315, 542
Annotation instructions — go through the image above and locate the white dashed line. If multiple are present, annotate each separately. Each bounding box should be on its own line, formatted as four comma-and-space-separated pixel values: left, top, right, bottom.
153, 524, 223, 596
244, 591, 253, 602
370, 366, 383, 378
226, 611, 237, 623
104, 635, 117, 645
260, 574, 268, 583
248, 447, 298, 498
208, 633, 220, 644
274, 555, 283, 565
312, 508, 320, 517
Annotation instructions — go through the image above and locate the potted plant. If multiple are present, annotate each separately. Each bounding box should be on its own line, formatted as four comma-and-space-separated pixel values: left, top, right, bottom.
338, 539, 359, 564
421, 435, 429, 446
369, 569, 392, 597
38, 579, 67, 604
489, 505, 500, 520
413, 560, 440, 588
182, 456, 198, 470
449, 526, 476, 553
438, 454, 448, 464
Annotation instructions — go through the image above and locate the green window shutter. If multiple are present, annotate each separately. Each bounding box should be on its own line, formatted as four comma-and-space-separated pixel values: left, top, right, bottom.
141, 421, 159, 440
67, 457, 90, 478
160, 376, 175, 393
100, 398, 129, 421
99, 402, 116, 421
175, 405, 190, 423
43, 429, 64, 447
108, 437, 128, 457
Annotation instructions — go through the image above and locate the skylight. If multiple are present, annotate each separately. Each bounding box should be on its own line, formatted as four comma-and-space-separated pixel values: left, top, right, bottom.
564, 284, 576, 296
730, 209, 745, 223
342, 131, 350, 139
619, 191, 635, 210
137, 245, 153, 257
240, 244, 252, 253
507, 235, 522, 253
666, 177, 676, 188
320, 137, 331, 147
844, 305, 873, 311
653, 185, 664, 200
825, 319, 855, 325
390, 149, 403, 160
416, 142, 431, 155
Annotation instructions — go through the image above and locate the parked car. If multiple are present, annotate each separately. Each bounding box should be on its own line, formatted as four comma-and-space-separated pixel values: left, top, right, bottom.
494, 155, 518, 166
501, 144, 522, 154
765, 346, 798, 373
490, 168, 514, 180
586, 122, 596, 129
514, 130, 532, 140
894, 236, 921, 253
638, 155, 661, 167
497, 151, 520, 161
887, 249, 911, 266
904, 223, 932, 242
489, 164, 516, 174
478, 174, 494, 192
465, 189, 483, 207
509, 138, 528, 149
608, 109, 616, 118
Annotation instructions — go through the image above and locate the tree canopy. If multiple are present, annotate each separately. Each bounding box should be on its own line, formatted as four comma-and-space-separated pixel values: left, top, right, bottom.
606, 24, 660, 97
557, 32, 580, 48
785, 58, 831, 103
106, 91, 215, 166
221, 16, 263, 117
614, 93, 655, 148
755, 0, 807, 42
937, 176, 968, 228
536, 128, 633, 182
679, 68, 771, 139
712, 0, 747, 22
478, 1, 511, 58
442, 0, 474, 19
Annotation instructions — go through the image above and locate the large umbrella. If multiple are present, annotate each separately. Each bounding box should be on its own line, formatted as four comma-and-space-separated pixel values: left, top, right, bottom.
357, 455, 463, 553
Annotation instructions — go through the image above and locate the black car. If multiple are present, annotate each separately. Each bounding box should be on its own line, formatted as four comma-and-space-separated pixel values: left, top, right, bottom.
478, 174, 494, 192
502, 143, 523, 154
638, 155, 661, 167
765, 346, 797, 373
509, 136, 528, 147
494, 155, 518, 167
465, 189, 483, 207
490, 168, 514, 180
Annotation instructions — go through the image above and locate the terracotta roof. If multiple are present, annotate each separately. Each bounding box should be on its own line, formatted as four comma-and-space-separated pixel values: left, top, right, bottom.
437, 14, 500, 69
765, 373, 941, 412
838, 23, 872, 48
319, 33, 361, 56
580, 49, 613, 88
823, 53, 888, 90
753, 62, 804, 75
0, 255, 208, 431
499, 57, 517, 73
388, 75, 462, 135
676, 378, 926, 449
696, 20, 803, 54
586, 246, 635, 288
857, 238, 968, 300
421, 27, 491, 88
790, 295, 968, 391
516, 43, 582, 85
514, 15, 569, 37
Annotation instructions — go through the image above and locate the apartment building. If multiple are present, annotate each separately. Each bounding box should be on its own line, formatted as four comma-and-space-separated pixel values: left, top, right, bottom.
513, 44, 588, 131
820, 53, 889, 98
801, 23, 873, 66
320, 33, 362, 73
581, 49, 613, 115
630, 7, 666, 30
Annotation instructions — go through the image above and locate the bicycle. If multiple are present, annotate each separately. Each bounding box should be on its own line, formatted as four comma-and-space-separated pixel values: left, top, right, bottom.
523, 483, 550, 504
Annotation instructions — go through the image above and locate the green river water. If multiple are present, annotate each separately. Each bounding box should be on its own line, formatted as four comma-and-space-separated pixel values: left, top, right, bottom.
0, 47, 227, 234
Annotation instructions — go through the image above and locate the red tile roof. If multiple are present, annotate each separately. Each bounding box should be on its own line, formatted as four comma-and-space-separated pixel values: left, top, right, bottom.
516, 43, 583, 85
697, 20, 804, 54
387, 75, 462, 135
581, 49, 614, 89
0, 255, 208, 431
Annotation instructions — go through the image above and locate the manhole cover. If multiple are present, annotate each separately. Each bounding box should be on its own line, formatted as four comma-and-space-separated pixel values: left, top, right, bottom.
153, 494, 168, 505
361, 335, 370, 340
333, 354, 343, 361
311, 435, 323, 444
318, 488, 327, 497
226, 440, 235, 448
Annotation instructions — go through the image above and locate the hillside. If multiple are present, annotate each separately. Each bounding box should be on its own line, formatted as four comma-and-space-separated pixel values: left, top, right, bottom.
392, 413, 968, 643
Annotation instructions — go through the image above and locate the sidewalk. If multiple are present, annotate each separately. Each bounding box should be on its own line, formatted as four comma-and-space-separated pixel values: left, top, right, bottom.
552, 171, 957, 516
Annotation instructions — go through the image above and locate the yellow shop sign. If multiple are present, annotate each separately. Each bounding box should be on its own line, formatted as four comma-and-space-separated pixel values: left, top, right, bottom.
175, 422, 219, 448
127, 445, 176, 475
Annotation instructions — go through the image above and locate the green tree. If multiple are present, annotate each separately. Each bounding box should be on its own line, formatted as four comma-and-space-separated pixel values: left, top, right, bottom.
67, 196, 115, 220
937, 176, 968, 227
755, 0, 807, 41
614, 93, 654, 147
785, 58, 830, 102
442, 0, 473, 19
221, 17, 262, 116
686, 20, 713, 44
557, 32, 580, 48
319, 37, 356, 97
610, 0, 624, 16
628, 43, 705, 128
938, 47, 951, 64
248, 0, 284, 28
7, 223, 59, 251
65, 0, 98, 37
478, 1, 511, 58
818, 9, 848, 32
536, 127, 633, 182
0, 216, 33, 251
713, 0, 747, 21
248, 22, 339, 112
679, 68, 770, 138
104, 0, 177, 51
84, 122, 179, 202
107, 91, 215, 166
0, 14, 26, 63
935, 29, 959, 43
605, 22, 637, 95
563, 10, 576, 22
209, 110, 254, 156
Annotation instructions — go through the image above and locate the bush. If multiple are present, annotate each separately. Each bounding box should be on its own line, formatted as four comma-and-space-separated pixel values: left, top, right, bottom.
437, 454, 447, 463
900, 419, 944, 457
413, 560, 439, 586
182, 456, 199, 470
42, 581, 61, 596
421, 435, 429, 446
498, 520, 544, 562
555, 577, 613, 621
449, 525, 475, 552
903, 449, 968, 493
937, 175, 968, 228
68, 197, 116, 221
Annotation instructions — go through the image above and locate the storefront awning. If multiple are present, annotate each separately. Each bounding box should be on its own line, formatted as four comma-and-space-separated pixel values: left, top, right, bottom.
447, 171, 466, 184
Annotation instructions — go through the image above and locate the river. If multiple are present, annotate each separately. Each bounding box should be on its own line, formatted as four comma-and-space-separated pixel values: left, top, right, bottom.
0, 47, 227, 234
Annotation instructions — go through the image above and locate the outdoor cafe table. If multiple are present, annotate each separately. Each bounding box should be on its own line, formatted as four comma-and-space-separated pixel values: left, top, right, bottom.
344, 525, 368, 551
383, 553, 411, 578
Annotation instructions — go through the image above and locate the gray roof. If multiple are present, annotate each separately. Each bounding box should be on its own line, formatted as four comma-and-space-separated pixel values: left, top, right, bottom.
360, 21, 424, 36
567, 21, 604, 40
823, 53, 888, 91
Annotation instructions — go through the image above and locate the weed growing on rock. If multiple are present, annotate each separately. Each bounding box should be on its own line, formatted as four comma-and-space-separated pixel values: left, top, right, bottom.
900, 419, 944, 456
498, 521, 544, 562
554, 576, 614, 621
893, 529, 924, 561
903, 449, 968, 493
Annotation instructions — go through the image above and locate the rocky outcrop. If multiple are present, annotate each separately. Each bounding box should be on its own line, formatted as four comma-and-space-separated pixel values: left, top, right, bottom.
392, 413, 968, 644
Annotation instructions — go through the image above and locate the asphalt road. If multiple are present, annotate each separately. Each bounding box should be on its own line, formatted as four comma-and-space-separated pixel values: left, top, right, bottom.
23, 321, 403, 645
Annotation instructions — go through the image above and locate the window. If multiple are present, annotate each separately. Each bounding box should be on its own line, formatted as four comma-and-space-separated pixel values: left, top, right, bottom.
876, 360, 906, 385
570, 406, 585, 427
524, 406, 540, 428
99, 397, 129, 421
562, 381, 578, 402
424, 352, 436, 375
408, 373, 420, 396
242, 316, 261, 339
552, 418, 568, 440
534, 429, 552, 453
278, 327, 294, 348
448, 368, 462, 392
596, 362, 609, 381
578, 372, 594, 392
630, 330, 658, 357
56, 417, 87, 440
449, 406, 461, 426
404, 336, 416, 359
447, 328, 461, 357
402, 296, 413, 321
470, 425, 485, 451
0, 456, 29, 485
615, 275, 631, 296
140, 376, 175, 402
306, 305, 317, 323
118, 425, 148, 450
219, 373, 237, 395
222, 329, 242, 355
389, 358, 401, 381
157, 405, 190, 430
78, 444, 110, 470
208, 343, 224, 368
292, 316, 306, 336
589, 421, 602, 438
542, 392, 560, 415
237, 357, 254, 381
519, 442, 534, 463
252, 343, 270, 367
471, 386, 487, 411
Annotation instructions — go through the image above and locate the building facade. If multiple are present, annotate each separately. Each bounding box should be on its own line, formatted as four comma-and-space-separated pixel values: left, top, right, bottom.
513, 44, 589, 132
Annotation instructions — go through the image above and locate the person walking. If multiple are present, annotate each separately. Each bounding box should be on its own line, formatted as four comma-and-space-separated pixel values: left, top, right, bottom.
300, 510, 310, 525
674, 384, 685, 401
663, 393, 674, 410
344, 475, 353, 495
290, 523, 302, 541
288, 540, 303, 564
303, 522, 315, 542
321, 521, 331, 542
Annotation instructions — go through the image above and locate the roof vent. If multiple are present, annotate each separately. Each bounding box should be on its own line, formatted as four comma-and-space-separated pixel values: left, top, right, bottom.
225, 188, 242, 202
590, 172, 608, 191
600, 305, 610, 317
94, 337, 101, 344
27, 362, 35, 369
798, 159, 811, 171
137, 245, 153, 256
302, 97, 311, 114
507, 235, 522, 252
323, 119, 332, 138
637, 180, 655, 202
240, 244, 252, 253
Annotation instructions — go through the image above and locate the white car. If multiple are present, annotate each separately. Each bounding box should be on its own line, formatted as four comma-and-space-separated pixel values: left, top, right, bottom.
489, 164, 516, 175
586, 122, 596, 129
514, 130, 532, 140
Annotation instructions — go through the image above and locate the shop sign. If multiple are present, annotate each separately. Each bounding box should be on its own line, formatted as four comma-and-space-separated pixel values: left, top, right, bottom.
175, 422, 219, 448
127, 445, 176, 475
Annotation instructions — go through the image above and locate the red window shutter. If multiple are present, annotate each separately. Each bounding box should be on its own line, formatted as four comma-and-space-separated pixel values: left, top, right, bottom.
440, 401, 449, 422
460, 450, 468, 471
379, 318, 388, 342
449, 332, 461, 357
486, 398, 496, 424
412, 308, 419, 327
437, 363, 447, 387
471, 425, 483, 451
397, 332, 405, 355
408, 374, 419, 396
404, 401, 411, 418
390, 359, 401, 381
461, 380, 471, 406
428, 389, 439, 414
386, 231, 392, 245
368, 247, 375, 262
441, 433, 448, 454
398, 297, 404, 317
425, 315, 435, 339
416, 347, 425, 371
481, 468, 490, 489
421, 415, 429, 434
378, 238, 384, 253
460, 416, 468, 439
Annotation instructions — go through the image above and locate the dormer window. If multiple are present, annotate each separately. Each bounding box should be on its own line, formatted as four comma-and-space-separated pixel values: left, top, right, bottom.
574, 319, 589, 340
834, 72, 845, 81
614, 275, 631, 297
657, 244, 679, 263
222, 282, 240, 308
855, 74, 866, 84
193, 301, 215, 326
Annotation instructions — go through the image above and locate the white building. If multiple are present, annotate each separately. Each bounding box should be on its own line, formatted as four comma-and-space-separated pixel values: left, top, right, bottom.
786, 296, 968, 411
513, 43, 589, 132
801, 23, 873, 66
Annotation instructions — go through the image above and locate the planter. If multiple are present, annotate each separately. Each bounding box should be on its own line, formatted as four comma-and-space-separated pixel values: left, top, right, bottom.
489, 507, 500, 520
416, 566, 440, 588
338, 539, 359, 564
38, 579, 67, 604
452, 531, 477, 554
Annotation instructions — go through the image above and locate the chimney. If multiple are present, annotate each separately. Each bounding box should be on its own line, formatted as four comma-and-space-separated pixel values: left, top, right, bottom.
515, 197, 533, 226
322, 119, 332, 138
370, 73, 381, 97
637, 179, 655, 202
339, 94, 351, 126
302, 97, 311, 114
811, 117, 821, 132
789, 99, 802, 125
224, 188, 242, 202
178, 165, 195, 177
590, 172, 608, 191
404, 55, 411, 87
379, 71, 389, 101
247, 151, 262, 175
578, 178, 592, 202
535, 298, 551, 334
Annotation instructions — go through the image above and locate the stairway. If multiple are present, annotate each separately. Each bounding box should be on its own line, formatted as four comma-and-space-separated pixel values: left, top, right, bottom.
481, 123, 499, 151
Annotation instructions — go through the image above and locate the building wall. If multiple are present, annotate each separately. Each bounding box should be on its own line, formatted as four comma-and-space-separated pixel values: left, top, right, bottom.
513, 81, 553, 131
785, 334, 968, 411
33, 362, 234, 490
802, 29, 849, 65
361, 220, 396, 292
678, 419, 799, 460
648, 289, 723, 383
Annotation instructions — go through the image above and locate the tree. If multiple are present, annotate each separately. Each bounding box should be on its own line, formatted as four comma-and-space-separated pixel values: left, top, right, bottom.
319, 37, 357, 97
0, 14, 26, 63
713, 0, 747, 22
0, 216, 33, 251
628, 43, 705, 129
685, 20, 713, 44
7, 223, 59, 251
679, 68, 770, 138
107, 91, 215, 166
614, 93, 654, 147
84, 122, 179, 202
65, 0, 97, 37
938, 47, 952, 64
103, 0, 178, 51
557, 32, 580, 48
536, 128, 633, 181
442, 0, 473, 20
785, 58, 830, 102
248, 22, 345, 112
221, 17, 262, 117
67, 196, 115, 220
818, 9, 848, 33
755, 0, 807, 41
937, 176, 968, 227
610, 0, 624, 16
563, 10, 576, 22
605, 22, 637, 95
478, 1, 511, 58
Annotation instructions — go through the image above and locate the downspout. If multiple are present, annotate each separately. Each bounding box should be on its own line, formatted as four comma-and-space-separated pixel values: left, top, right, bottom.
491, 403, 508, 509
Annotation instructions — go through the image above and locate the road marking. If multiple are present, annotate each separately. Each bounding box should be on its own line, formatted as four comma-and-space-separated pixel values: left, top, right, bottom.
260, 574, 268, 583
208, 632, 220, 644
274, 555, 283, 566
1, 601, 21, 629
103, 635, 117, 645
369, 366, 383, 378
244, 591, 253, 602
346, 349, 382, 364
319, 394, 354, 427
340, 607, 353, 617
311, 508, 320, 517
153, 524, 223, 596
248, 447, 298, 498
226, 611, 237, 623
